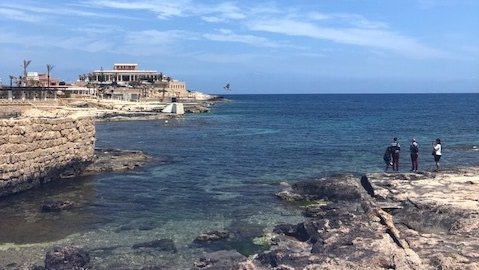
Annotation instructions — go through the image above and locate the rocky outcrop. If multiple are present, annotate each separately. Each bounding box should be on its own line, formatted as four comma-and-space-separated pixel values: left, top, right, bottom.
243, 169, 479, 270
69, 99, 218, 121
83, 148, 152, 174
257, 176, 423, 270
0, 113, 95, 197
44, 246, 90, 270
366, 169, 479, 270
191, 250, 247, 270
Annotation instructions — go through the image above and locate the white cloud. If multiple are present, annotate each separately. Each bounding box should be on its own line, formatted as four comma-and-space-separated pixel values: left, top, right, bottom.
308, 12, 332, 21
0, 1, 458, 60
248, 19, 450, 58
201, 16, 224, 23
0, 7, 42, 22
84, 0, 246, 21
334, 14, 390, 29
56, 37, 113, 53
125, 29, 196, 46
203, 29, 278, 48
194, 52, 269, 65
72, 24, 123, 35
197, 2, 246, 20
83, 0, 190, 19
0, 28, 113, 53
0, 2, 138, 21
115, 29, 198, 56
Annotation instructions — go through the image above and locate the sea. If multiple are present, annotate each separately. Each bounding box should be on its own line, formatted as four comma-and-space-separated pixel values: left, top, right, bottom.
0, 94, 478, 268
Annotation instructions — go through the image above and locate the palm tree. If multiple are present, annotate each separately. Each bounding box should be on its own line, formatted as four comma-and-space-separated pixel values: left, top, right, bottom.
46, 64, 54, 89
159, 86, 167, 102
9, 75, 16, 87
22, 60, 32, 86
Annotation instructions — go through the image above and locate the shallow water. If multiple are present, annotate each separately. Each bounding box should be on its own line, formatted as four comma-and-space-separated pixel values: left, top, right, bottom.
0, 94, 478, 268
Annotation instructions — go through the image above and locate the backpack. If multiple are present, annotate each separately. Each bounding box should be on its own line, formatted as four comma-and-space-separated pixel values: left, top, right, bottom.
391, 143, 400, 154
384, 147, 392, 161
410, 144, 418, 154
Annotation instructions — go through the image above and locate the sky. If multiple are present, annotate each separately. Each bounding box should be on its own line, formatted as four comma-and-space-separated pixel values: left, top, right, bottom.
0, 0, 478, 94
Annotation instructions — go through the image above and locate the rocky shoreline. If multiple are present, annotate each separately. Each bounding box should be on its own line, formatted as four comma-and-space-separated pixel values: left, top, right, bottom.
218, 168, 478, 270
67, 98, 218, 122
0, 97, 222, 197
82, 148, 154, 175
2, 101, 477, 269
184, 168, 479, 270
3, 167, 477, 269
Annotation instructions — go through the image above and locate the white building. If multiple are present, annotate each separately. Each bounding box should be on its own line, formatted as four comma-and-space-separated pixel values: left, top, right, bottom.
78, 63, 189, 100
80, 64, 176, 86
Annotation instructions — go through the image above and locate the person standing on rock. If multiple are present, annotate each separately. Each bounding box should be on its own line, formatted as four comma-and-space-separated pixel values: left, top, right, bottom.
390, 138, 400, 171
409, 138, 419, 172
432, 138, 442, 172
383, 145, 393, 172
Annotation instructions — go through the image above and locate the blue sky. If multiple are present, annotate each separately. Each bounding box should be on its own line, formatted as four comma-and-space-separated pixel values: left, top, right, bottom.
0, 0, 478, 94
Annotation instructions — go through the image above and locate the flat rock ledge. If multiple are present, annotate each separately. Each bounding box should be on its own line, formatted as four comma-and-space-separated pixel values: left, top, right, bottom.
218, 168, 479, 270
82, 148, 152, 175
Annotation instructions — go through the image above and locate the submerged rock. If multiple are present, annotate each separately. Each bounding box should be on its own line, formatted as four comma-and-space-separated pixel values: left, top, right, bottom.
191, 250, 247, 270
273, 223, 311, 242
41, 200, 75, 212
290, 177, 362, 202
275, 190, 304, 201
132, 239, 177, 253
194, 230, 230, 242
83, 148, 152, 174
44, 246, 90, 270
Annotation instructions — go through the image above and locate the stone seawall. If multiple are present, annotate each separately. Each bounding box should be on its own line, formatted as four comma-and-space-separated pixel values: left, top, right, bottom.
0, 114, 95, 197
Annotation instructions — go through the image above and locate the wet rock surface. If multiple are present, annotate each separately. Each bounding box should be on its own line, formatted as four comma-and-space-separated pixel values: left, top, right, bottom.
41, 200, 75, 212
83, 148, 153, 174
191, 250, 247, 270
44, 246, 90, 270
194, 230, 230, 242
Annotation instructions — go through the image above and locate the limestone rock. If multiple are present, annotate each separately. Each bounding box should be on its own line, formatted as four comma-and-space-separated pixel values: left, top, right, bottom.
191, 250, 247, 270
253, 175, 425, 270
275, 190, 303, 201
83, 148, 151, 174
44, 246, 90, 270
0, 113, 95, 198
195, 230, 230, 242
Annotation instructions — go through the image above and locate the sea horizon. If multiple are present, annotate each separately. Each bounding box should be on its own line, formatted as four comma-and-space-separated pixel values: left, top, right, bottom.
214, 92, 479, 95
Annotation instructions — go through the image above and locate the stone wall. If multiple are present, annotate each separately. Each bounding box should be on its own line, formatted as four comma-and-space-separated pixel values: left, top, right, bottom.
0, 114, 95, 197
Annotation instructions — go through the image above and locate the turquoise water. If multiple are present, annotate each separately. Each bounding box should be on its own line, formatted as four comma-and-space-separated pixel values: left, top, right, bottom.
0, 94, 478, 268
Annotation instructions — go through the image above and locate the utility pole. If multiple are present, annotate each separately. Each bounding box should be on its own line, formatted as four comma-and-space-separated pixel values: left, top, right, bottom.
47, 64, 54, 100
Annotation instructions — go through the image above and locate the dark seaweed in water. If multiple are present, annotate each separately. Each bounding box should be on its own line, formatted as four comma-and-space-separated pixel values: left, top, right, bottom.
192, 221, 271, 256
